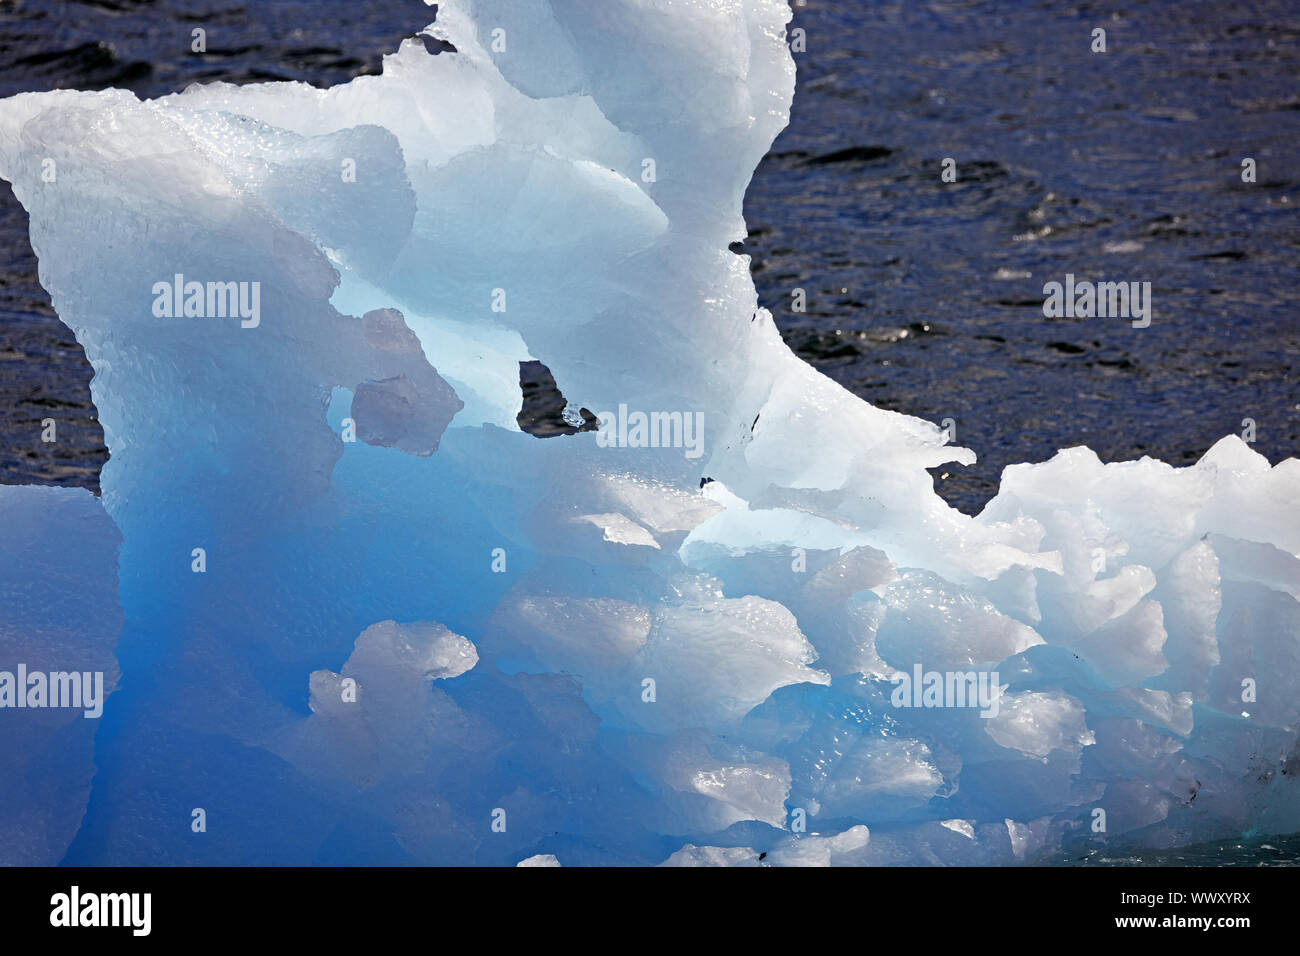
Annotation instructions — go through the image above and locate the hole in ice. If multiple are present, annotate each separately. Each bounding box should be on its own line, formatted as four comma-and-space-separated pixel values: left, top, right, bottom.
417, 34, 458, 56
516, 360, 597, 438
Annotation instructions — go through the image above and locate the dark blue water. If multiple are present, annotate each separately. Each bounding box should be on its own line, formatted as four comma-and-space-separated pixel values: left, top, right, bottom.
2, 0, 1297, 510
746, 0, 1300, 511
1049, 832, 1300, 866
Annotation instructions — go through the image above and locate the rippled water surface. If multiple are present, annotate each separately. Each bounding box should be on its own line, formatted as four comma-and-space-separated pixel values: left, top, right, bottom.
1, 0, 1297, 509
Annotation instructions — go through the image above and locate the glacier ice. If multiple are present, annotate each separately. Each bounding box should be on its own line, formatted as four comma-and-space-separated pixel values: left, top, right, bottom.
0, 0, 1297, 865
0, 486, 120, 865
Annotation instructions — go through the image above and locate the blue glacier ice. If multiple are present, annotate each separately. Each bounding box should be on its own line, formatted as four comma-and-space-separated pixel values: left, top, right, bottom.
0, 0, 1297, 865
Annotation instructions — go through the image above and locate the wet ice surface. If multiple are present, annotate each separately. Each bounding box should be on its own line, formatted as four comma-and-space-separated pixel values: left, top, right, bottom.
0, 0, 432, 493
1, 0, 1297, 510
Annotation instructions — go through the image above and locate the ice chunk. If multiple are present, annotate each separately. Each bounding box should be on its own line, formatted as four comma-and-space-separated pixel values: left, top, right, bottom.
660, 844, 762, 868
0, 0, 1296, 865
0, 487, 121, 865
985, 690, 1095, 761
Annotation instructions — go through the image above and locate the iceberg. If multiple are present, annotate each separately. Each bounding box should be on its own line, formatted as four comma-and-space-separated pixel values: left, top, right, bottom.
0, 0, 1296, 865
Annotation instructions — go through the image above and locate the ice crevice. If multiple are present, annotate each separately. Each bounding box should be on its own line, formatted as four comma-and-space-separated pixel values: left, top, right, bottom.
0, 0, 1296, 865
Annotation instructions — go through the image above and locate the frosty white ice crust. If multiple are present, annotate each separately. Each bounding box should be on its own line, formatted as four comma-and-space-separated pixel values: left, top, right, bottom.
0, 0, 1297, 865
